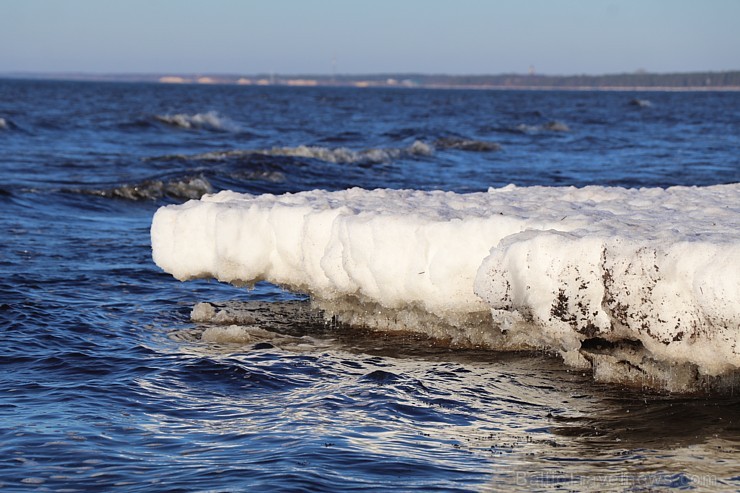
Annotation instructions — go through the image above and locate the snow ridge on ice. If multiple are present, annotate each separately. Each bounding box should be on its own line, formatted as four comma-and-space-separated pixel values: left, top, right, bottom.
151, 184, 740, 391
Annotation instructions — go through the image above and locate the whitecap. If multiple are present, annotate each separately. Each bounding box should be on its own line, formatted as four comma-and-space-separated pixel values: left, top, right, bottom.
165, 141, 435, 166
629, 98, 653, 108
263, 140, 433, 164
433, 137, 501, 152
542, 121, 570, 132
78, 176, 213, 201
516, 121, 570, 133
154, 111, 240, 132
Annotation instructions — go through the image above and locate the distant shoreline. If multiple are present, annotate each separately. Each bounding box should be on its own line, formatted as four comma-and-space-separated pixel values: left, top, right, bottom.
2, 70, 740, 91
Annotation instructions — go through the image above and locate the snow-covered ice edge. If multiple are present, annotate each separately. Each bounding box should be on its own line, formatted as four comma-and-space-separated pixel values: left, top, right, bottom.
151, 185, 740, 392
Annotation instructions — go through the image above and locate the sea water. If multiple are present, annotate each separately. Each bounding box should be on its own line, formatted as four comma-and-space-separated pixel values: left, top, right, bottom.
1, 79, 739, 491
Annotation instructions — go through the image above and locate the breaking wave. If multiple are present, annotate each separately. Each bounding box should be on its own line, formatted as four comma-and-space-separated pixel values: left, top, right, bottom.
516, 121, 571, 133
148, 138, 500, 168
76, 176, 213, 201
0, 117, 17, 130
153, 111, 240, 132
149, 141, 432, 166
433, 137, 502, 152
263, 141, 434, 164
629, 98, 653, 108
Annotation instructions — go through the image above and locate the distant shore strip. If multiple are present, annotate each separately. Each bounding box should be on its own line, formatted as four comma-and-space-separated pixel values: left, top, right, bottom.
4, 70, 740, 91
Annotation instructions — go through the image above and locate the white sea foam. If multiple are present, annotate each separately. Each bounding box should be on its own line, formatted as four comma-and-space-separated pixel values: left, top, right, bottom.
83, 176, 212, 201
516, 121, 570, 133
629, 98, 653, 108
151, 184, 740, 391
187, 141, 434, 165
0, 118, 7, 130
268, 140, 434, 163
433, 137, 501, 152
150, 139, 498, 167
154, 111, 240, 132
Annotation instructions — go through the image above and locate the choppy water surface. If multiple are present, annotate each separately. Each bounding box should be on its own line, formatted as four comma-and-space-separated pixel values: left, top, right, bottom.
1, 79, 739, 491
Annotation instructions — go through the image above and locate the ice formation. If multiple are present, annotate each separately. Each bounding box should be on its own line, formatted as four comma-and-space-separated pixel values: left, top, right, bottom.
151, 184, 740, 392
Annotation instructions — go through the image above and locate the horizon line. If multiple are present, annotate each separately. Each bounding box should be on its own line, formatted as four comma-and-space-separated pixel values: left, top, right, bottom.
3, 69, 740, 78
3, 70, 740, 92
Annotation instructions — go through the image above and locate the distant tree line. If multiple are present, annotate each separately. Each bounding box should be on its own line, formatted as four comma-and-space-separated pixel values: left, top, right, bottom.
6, 70, 740, 89
330, 71, 740, 88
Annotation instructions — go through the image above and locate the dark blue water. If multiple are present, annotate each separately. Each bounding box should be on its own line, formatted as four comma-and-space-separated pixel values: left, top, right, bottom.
1, 79, 739, 491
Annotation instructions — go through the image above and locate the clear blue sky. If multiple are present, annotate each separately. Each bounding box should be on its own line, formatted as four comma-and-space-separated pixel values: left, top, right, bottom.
1, 0, 738, 75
